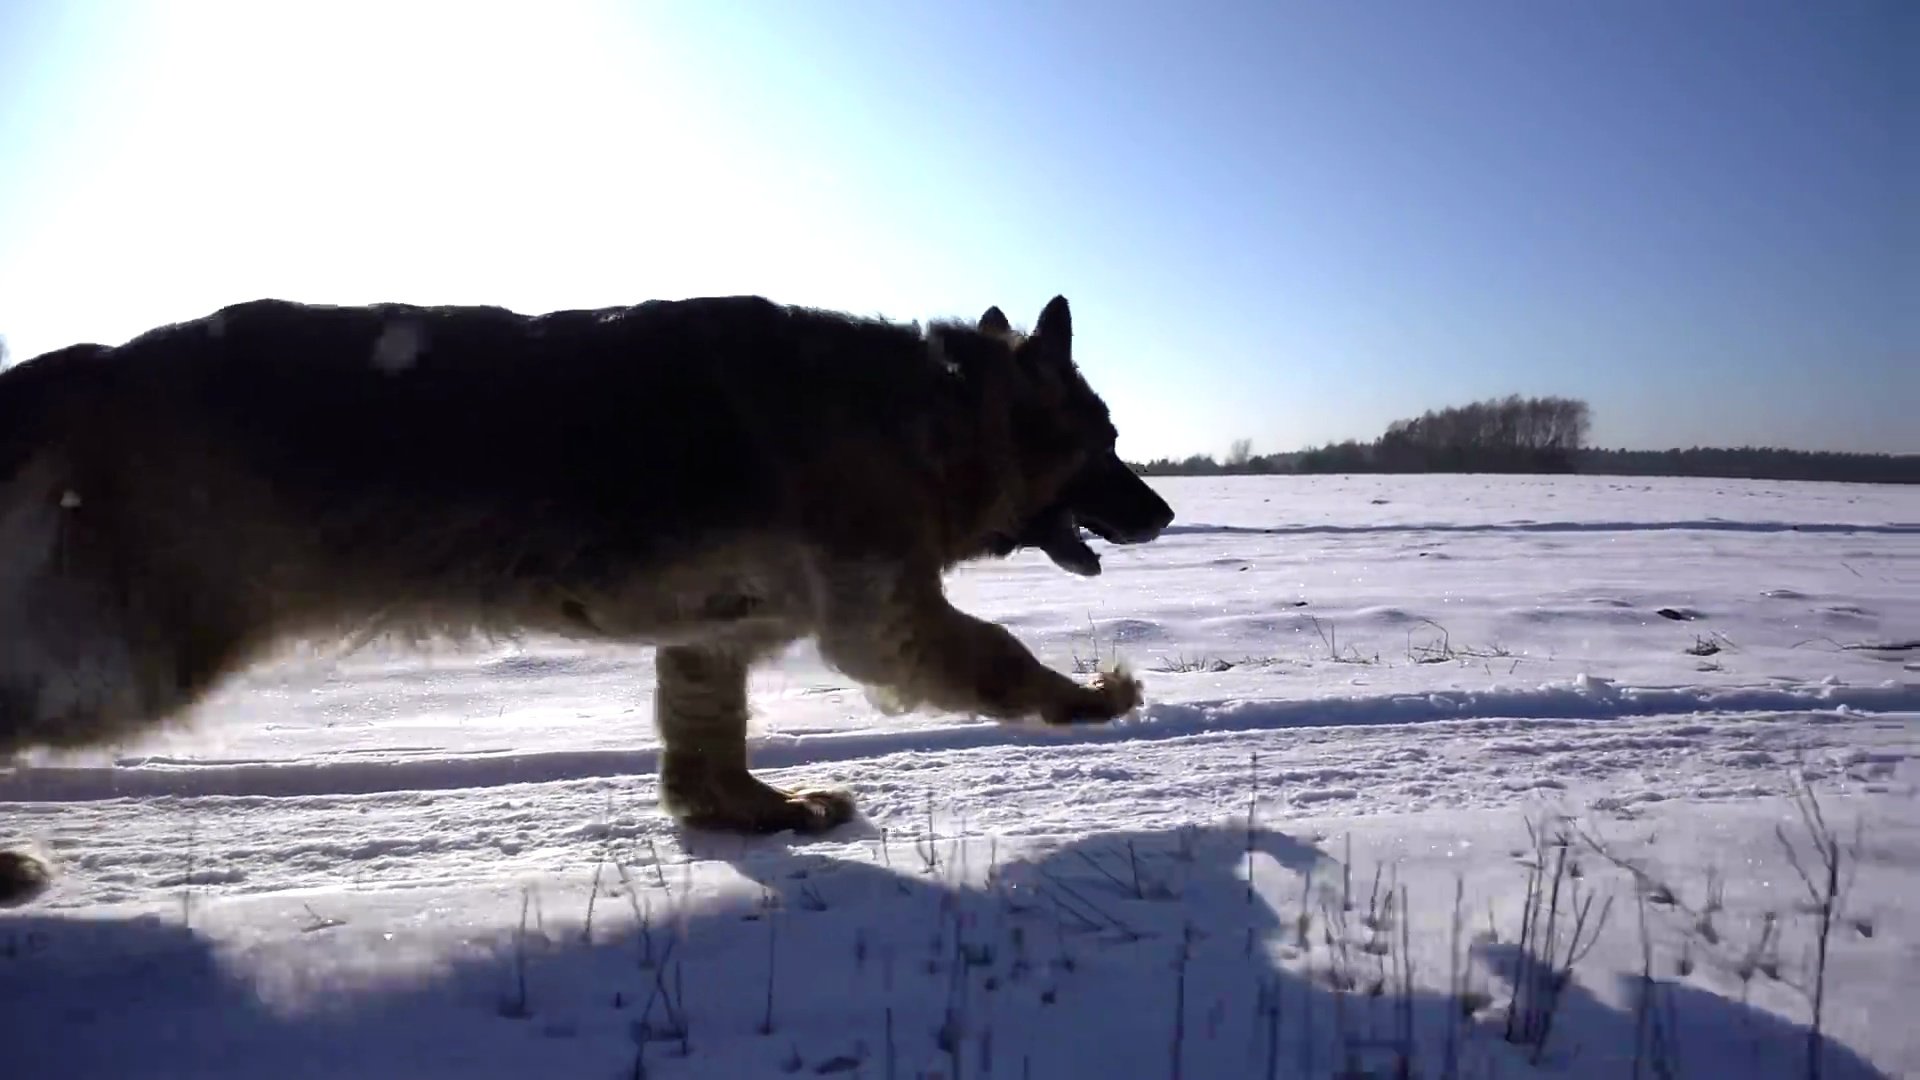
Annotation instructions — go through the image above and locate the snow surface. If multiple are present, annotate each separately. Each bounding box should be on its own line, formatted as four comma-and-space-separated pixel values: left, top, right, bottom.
2, 473, 1916, 1078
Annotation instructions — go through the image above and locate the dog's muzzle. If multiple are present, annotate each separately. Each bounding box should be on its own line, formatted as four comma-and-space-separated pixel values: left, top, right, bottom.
1011, 452, 1174, 576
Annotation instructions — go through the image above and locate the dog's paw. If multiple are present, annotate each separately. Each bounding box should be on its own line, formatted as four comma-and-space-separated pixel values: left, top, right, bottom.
862, 684, 915, 717
1044, 665, 1144, 726
667, 773, 859, 836
0, 848, 52, 908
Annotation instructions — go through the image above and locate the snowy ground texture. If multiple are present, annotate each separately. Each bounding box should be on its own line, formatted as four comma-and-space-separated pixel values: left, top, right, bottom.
4, 474, 1917, 1079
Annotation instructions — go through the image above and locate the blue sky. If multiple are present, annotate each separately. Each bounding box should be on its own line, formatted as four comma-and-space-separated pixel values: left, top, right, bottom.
1, 0, 1912, 458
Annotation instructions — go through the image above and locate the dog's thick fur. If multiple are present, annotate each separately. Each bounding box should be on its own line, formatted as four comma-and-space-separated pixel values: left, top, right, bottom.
0, 293, 1173, 905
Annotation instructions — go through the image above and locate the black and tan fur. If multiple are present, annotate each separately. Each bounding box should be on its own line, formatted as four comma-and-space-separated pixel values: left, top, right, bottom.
0, 293, 1174, 906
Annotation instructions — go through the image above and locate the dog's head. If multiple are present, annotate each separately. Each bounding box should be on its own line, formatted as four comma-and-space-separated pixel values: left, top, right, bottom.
972, 296, 1174, 576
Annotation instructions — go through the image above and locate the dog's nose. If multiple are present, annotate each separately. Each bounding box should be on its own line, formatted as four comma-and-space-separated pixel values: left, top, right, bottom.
1115, 500, 1174, 544
1142, 498, 1175, 536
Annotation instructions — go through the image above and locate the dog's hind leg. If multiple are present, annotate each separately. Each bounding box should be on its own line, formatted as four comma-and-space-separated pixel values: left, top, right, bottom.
0, 548, 123, 904
0, 475, 246, 904
653, 643, 856, 834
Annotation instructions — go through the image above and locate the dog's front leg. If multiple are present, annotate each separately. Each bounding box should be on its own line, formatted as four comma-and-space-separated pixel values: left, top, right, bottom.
813, 562, 1142, 726
653, 643, 856, 834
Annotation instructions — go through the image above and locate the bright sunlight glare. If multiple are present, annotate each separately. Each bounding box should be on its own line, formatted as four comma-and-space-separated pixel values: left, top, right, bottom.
2, 0, 949, 362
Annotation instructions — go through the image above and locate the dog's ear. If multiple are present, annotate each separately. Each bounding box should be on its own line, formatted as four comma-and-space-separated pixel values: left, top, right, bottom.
1022, 295, 1074, 373
978, 306, 1014, 341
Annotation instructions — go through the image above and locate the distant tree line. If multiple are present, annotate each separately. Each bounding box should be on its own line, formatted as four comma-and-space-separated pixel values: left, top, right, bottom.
1576, 446, 1920, 485
1134, 395, 1590, 475
1130, 394, 1919, 485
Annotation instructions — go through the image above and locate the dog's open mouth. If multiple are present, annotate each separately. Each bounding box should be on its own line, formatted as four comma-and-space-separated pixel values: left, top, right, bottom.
1008, 504, 1162, 577
1020, 505, 1104, 577
984, 505, 1102, 576
987, 451, 1175, 577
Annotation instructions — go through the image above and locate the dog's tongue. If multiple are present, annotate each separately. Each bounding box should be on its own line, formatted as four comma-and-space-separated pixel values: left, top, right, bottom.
1026, 508, 1101, 576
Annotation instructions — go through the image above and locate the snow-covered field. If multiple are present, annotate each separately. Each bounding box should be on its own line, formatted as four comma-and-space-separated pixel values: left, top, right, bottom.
3, 473, 1916, 1079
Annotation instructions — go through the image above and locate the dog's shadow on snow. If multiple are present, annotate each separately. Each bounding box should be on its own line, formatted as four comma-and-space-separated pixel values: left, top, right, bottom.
0, 821, 1894, 1079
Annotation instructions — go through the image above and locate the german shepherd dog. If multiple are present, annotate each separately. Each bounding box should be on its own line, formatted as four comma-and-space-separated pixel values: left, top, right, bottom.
0, 293, 1174, 905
